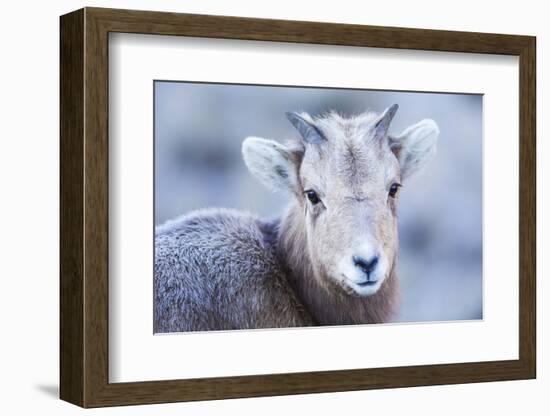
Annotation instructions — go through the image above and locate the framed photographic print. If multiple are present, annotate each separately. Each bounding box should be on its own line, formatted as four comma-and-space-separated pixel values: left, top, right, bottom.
60, 7, 536, 408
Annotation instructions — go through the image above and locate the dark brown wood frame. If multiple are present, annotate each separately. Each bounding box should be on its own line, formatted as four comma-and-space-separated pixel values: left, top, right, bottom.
60, 7, 536, 408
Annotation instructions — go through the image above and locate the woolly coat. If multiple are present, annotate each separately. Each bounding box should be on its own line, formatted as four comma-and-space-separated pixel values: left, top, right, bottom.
154, 207, 397, 333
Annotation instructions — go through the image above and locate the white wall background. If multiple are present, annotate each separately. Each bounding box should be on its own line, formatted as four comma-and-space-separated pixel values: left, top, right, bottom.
0, 0, 545, 414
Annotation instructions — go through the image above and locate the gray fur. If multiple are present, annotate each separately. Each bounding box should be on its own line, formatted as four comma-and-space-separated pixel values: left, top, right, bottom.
154, 208, 313, 332
154, 107, 439, 332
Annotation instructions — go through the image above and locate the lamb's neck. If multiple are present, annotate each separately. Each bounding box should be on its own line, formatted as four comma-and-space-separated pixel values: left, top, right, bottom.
277, 202, 398, 326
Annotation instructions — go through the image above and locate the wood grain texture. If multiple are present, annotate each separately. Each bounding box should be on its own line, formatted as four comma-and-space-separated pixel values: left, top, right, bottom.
518, 38, 536, 376
59, 8, 84, 407
59, 7, 537, 408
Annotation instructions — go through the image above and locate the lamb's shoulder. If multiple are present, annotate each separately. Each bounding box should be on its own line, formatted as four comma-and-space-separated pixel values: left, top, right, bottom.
155, 208, 281, 278
154, 208, 312, 331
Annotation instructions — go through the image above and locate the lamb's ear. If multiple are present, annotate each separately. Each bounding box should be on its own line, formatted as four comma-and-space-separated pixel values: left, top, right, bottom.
242, 136, 299, 193
390, 119, 439, 179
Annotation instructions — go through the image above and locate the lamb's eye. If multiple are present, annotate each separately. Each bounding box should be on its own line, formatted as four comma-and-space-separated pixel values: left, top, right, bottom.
305, 190, 320, 205
389, 183, 401, 198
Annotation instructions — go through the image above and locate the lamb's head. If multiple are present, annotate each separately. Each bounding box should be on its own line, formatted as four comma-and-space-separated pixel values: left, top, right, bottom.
243, 105, 439, 297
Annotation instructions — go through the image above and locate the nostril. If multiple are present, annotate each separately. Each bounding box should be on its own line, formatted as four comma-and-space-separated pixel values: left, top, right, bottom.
353, 255, 379, 275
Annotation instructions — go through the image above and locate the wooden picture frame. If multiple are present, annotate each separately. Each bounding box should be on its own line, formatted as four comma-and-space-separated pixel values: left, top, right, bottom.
60, 7, 536, 408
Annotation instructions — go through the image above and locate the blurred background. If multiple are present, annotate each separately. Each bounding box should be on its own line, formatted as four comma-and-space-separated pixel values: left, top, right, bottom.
155, 81, 483, 323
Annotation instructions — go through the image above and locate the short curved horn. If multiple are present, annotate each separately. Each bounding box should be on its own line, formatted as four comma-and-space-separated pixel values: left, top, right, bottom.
374, 104, 399, 137
285, 112, 325, 144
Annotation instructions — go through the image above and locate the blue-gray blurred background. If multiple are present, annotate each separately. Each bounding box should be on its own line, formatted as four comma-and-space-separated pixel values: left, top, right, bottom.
155, 81, 483, 323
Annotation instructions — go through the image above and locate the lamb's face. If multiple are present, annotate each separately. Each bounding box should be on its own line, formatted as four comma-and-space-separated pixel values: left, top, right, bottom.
297, 117, 401, 296
243, 105, 439, 297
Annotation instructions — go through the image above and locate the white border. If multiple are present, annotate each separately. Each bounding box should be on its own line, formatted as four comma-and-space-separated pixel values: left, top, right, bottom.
109, 33, 519, 383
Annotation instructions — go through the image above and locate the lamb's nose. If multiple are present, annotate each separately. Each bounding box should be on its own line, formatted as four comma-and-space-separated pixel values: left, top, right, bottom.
353, 255, 379, 277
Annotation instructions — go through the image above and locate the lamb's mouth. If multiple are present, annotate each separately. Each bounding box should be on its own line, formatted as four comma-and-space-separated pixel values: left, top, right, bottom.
341, 274, 379, 287
355, 280, 379, 287
339, 274, 382, 296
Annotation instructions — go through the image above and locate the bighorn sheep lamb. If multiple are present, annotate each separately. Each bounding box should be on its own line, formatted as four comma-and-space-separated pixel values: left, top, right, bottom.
154, 104, 439, 332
